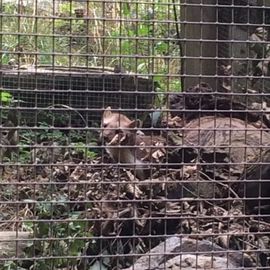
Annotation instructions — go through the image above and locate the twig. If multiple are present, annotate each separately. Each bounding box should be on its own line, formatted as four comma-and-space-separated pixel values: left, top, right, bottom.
37, 104, 88, 126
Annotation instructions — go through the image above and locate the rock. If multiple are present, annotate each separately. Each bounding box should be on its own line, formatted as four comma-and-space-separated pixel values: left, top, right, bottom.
122, 237, 254, 270
0, 231, 32, 258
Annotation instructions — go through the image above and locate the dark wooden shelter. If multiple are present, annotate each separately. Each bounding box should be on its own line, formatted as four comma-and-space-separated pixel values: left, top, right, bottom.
181, 0, 270, 93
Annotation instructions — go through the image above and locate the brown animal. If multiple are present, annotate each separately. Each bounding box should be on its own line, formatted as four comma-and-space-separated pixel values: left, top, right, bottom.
100, 107, 142, 143
100, 107, 165, 179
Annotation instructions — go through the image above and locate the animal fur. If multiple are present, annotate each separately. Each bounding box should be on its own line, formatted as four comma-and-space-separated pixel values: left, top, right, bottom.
100, 107, 165, 179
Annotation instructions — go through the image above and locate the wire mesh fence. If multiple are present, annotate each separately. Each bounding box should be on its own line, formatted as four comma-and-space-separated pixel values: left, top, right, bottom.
0, 0, 270, 269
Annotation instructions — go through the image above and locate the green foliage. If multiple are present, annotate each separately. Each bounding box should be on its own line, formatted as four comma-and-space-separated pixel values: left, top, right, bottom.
1, 1, 181, 93
0, 91, 12, 104
19, 196, 93, 269
59, 2, 73, 15
71, 142, 97, 160
0, 90, 16, 126
17, 116, 99, 165
1, 1, 182, 268
3, 261, 27, 270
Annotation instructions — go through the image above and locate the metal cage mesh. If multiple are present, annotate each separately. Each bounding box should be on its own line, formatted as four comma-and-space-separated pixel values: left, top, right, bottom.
0, 1, 270, 270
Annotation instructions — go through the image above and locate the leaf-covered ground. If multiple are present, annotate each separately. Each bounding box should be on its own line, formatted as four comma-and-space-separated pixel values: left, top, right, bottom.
2, 83, 270, 269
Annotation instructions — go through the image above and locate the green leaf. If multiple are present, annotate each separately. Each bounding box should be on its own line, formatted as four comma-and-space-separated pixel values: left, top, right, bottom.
0, 91, 12, 103
122, 3, 131, 16
170, 79, 182, 92
155, 41, 168, 54
138, 24, 149, 36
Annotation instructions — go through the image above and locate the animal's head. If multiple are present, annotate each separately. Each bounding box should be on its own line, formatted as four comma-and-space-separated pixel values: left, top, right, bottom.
100, 107, 141, 143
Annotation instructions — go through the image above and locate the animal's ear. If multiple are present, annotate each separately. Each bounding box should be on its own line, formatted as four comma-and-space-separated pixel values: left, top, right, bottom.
128, 119, 141, 128
103, 106, 112, 118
